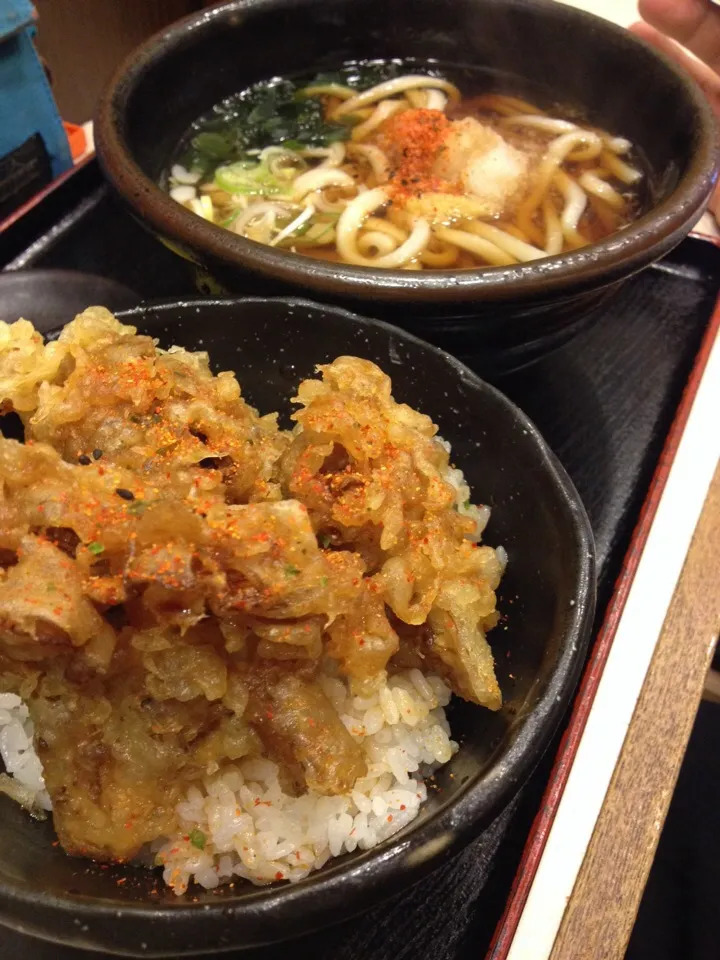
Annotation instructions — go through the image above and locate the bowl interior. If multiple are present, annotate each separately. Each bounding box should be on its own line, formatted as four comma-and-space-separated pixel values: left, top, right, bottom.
122, 0, 705, 216
0, 298, 594, 954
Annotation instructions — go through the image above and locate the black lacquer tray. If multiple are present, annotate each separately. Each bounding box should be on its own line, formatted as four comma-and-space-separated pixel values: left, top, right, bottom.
1, 158, 719, 960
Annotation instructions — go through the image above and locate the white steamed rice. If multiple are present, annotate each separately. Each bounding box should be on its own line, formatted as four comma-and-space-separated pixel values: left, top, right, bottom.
436, 436, 492, 542
0, 671, 459, 895
154, 669, 457, 893
0, 693, 52, 812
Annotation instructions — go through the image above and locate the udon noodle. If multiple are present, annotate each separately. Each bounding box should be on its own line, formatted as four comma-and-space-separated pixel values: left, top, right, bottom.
167, 68, 644, 271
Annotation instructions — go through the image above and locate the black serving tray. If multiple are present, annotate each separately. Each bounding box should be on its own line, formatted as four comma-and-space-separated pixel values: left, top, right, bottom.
1, 159, 719, 960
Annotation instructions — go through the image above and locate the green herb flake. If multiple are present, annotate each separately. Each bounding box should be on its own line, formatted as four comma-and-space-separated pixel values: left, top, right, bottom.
285, 564, 301, 577
463, 499, 471, 510
319, 533, 331, 549
189, 828, 206, 850
128, 500, 147, 516
156, 440, 180, 457
87, 541, 105, 556
321, 576, 329, 587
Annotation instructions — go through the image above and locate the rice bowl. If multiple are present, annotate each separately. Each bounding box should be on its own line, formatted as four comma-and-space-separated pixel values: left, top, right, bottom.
0, 296, 595, 956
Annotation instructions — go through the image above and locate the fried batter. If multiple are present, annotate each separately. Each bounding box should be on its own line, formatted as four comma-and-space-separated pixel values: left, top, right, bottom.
0, 309, 503, 862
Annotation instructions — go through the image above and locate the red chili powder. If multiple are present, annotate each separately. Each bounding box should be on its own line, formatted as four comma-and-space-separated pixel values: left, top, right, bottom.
379, 108, 454, 200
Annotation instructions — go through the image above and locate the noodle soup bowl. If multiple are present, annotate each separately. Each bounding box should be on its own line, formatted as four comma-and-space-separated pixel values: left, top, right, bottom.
95, 0, 719, 372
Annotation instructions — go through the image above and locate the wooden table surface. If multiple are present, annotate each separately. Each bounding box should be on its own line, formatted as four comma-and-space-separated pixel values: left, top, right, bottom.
550, 464, 720, 960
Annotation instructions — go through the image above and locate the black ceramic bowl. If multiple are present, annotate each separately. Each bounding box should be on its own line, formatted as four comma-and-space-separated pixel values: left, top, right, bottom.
0, 270, 138, 327
0, 297, 595, 956
95, 0, 718, 372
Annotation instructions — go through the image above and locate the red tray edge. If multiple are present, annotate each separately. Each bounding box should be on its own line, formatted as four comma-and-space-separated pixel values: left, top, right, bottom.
487, 237, 720, 959
0, 153, 96, 236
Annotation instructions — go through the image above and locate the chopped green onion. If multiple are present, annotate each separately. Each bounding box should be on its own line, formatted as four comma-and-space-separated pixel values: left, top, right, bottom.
294, 219, 313, 237
189, 828, 206, 850
220, 211, 244, 228
270, 204, 315, 247
214, 160, 291, 197
311, 221, 337, 243
285, 564, 301, 577
87, 541, 105, 556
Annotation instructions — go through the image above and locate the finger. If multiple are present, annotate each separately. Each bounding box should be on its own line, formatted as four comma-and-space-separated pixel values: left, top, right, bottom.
638, 0, 720, 74
630, 21, 720, 119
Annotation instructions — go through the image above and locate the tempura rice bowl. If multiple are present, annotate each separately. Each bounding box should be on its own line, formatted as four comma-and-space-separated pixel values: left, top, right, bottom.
0, 297, 595, 955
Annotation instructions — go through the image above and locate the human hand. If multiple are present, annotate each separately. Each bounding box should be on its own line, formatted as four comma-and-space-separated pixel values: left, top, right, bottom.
630, 0, 720, 219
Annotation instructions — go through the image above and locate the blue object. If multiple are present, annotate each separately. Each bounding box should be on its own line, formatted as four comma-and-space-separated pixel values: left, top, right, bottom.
0, 0, 72, 180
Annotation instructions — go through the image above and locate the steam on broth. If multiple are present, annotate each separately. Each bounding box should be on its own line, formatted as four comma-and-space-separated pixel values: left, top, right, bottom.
166, 61, 644, 270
